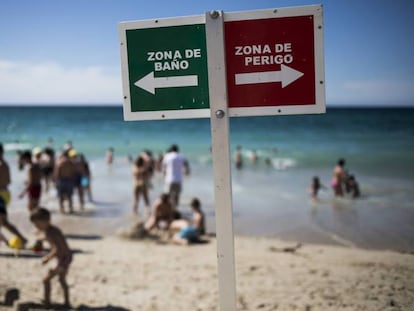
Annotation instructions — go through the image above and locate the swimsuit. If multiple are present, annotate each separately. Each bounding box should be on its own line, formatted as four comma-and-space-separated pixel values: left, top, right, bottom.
57, 178, 74, 197
179, 226, 199, 242
28, 184, 41, 200
42, 166, 54, 177
134, 179, 147, 193
74, 174, 82, 187
0, 190, 11, 206
0, 190, 11, 216
57, 253, 73, 270
81, 176, 89, 187
0, 197, 7, 215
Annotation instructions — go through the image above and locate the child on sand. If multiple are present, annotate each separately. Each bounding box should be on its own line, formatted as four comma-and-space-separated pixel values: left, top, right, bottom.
169, 198, 206, 245
30, 208, 72, 307
144, 193, 174, 231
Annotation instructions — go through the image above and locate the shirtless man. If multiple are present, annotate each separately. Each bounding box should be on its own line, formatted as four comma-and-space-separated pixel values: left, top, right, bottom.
54, 151, 77, 213
69, 150, 85, 210
331, 158, 347, 197
0, 143, 27, 245
19, 150, 43, 210
144, 193, 174, 231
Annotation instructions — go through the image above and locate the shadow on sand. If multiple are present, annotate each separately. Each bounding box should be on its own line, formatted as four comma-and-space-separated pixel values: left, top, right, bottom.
65, 234, 103, 240
0, 248, 89, 259
16, 302, 130, 311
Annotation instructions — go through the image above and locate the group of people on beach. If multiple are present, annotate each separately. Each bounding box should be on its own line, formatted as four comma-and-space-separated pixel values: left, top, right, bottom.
310, 158, 361, 201
1, 142, 73, 306
15, 140, 92, 213
129, 144, 206, 245
0, 140, 209, 307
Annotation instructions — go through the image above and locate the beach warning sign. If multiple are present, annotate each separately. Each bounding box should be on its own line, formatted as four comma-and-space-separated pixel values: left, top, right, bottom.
224, 7, 325, 117
119, 6, 324, 121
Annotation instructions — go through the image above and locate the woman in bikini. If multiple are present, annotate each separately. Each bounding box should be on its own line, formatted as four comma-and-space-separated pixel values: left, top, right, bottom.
132, 156, 150, 215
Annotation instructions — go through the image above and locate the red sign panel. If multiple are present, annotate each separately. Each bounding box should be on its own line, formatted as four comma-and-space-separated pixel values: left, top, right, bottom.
225, 16, 316, 109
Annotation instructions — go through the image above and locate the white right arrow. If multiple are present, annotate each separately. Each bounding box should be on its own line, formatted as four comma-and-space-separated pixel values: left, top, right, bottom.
235, 64, 304, 88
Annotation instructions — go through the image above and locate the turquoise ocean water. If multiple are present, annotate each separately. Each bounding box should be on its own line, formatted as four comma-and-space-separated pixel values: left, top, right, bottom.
1, 106, 414, 251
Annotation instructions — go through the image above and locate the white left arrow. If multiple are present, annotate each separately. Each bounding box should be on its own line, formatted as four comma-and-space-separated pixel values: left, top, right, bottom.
235, 64, 304, 88
134, 72, 198, 95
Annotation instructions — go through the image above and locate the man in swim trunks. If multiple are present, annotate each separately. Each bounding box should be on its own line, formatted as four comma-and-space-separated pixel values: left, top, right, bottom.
19, 150, 43, 210
0, 143, 28, 246
54, 151, 77, 213
69, 149, 85, 210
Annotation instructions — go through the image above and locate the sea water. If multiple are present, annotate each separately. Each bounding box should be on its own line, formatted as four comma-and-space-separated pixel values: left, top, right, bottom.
1, 106, 414, 251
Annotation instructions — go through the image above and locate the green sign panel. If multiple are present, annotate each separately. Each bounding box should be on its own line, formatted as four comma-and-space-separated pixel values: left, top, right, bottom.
119, 16, 210, 120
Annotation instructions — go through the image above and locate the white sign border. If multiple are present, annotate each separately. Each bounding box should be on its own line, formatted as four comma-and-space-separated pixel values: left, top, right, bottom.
119, 15, 211, 121
224, 5, 326, 117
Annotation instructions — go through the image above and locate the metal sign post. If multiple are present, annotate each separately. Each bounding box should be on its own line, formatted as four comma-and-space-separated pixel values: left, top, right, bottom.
119, 6, 324, 311
205, 10, 237, 311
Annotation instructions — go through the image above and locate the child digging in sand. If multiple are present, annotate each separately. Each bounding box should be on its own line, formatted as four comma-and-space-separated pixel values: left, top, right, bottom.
30, 208, 72, 307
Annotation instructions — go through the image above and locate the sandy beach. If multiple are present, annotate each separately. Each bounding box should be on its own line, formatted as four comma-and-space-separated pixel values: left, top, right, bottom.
1, 215, 413, 311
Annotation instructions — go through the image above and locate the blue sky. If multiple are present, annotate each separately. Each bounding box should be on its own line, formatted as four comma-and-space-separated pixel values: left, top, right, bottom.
0, 0, 413, 106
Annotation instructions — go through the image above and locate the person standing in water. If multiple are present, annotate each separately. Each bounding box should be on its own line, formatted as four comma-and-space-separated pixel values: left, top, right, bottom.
42, 143, 56, 193
69, 149, 85, 210
309, 176, 326, 202
162, 144, 190, 210
132, 156, 150, 215
234, 146, 243, 170
106, 147, 114, 165
54, 151, 77, 213
79, 154, 93, 203
19, 150, 43, 210
331, 158, 347, 197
